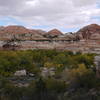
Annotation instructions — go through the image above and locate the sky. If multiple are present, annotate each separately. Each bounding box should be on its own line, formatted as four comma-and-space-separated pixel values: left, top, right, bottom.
0, 0, 100, 32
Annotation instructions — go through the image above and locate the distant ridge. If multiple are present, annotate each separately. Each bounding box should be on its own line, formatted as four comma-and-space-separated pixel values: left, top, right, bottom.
0, 24, 100, 40
76, 24, 100, 39
47, 29, 63, 36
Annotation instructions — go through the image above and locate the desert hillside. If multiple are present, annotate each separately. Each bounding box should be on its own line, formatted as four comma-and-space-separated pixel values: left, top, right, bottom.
0, 24, 100, 53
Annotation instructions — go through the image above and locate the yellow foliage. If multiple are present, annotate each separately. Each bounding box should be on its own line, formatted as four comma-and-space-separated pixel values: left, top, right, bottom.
44, 62, 55, 68
67, 64, 92, 81
44, 62, 63, 68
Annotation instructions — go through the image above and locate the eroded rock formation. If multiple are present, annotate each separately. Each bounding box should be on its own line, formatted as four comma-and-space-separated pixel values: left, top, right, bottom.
77, 24, 100, 40
0, 24, 100, 53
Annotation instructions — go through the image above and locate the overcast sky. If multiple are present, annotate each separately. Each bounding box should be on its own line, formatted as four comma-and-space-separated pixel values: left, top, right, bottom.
0, 0, 100, 32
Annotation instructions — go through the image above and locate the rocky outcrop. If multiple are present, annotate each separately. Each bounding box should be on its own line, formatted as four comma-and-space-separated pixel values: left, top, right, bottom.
0, 25, 30, 34
76, 24, 100, 40
0, 26, 5, 31
0, 25, 47, 41
14, 70, 27, 76
48, 29, 63, 35
0, 24, 100, 41
44, 29, 63, 38
0, 25, 46, 36
0, 24, 99, 53
30, 29, 47, 35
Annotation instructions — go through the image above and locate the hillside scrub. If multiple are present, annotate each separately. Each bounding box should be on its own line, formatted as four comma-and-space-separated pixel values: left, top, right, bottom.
0, 50, 99, 100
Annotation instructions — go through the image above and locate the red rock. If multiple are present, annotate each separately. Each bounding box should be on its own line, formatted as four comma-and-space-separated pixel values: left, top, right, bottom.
0, 25, 46, 35
77, 24, 100, 39
47, 29, 63, 36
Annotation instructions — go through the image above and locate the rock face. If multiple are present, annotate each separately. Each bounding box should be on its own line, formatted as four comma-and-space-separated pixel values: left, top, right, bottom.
0, 26, 5, 31
31, 29, 46, 35
0, 26, 30, 34
46, 29, 63, 38
77, 24, 100, 40
0, 25, 47, 36
0, 24, 99, 53
0, 25, 47, 41
48, 29, 63, 35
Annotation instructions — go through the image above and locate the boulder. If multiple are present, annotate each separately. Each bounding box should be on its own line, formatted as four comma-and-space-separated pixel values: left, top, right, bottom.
14, 70, 26, 76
